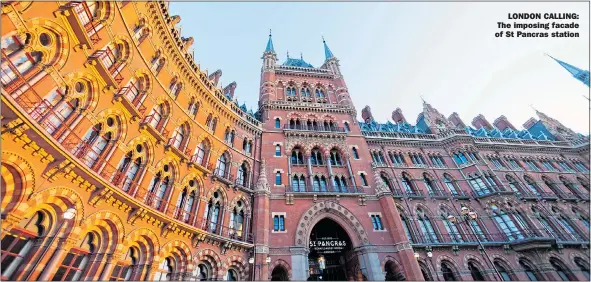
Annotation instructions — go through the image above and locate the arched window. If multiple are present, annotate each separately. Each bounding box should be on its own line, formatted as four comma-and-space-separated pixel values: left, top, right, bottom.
491, 204, 523, 241
550, 258, 574, 281
75, 121, 115, 169
398, 209, 414, 243
193, 140, 210, 166
110, 247, 138, 280
494, 260, 513, 281
170, 124, 187, 150
542, 176, 564, 196
531, 206, 559, 239
441, 261, 458, 281
237, 163, 248, 187
290, 147, 304, 165
417, 209, 438, 243
34, 87, 81, 135
275, 145, 281, 157
401, 173, 415, 193
301, 87, 310, 97
443, 174, 459, 196
123, 76, 147, 106
147, 103, 166, 131
310, 148, 323, 165
315, 88, 325, 98
381, 173, 393, 191
418, 261, 433, 281
423, 173, 437, 194
275, 172, 282, 185
573, 208, 590, 231
229, 201, 245, 239
574, 257, 590, 280
203, 191, 222, 233
226, 269, 238, 281
286, 86, 296, 97
211, 117, 217, 132
441, 209, 463, 242
523, 176, 541, 196
98, 43, 125, 79
1, 33, 43, 87
577, 177, 589, 191
468, 261, 486, 281
188, 98, 199, 118
333, 176, 348, 192
469, 175, 491, 196
291, 175, 305, 192
275, 118, 280, 128
150, 52, 165, 74
174, 187, 197, 224
146, 170, 171, 211
320, 176, 328, 191
344, 122, 350, 132
113, 148, 143, 193
519, 259, 541, 281
216, 153, 229, 178
329, 149, 342, 166
154, 257, 174, 281
351, 147, 359, 159
560, 176, 584, 196
553, 207, 583, 241
506, 175, 523, 194
360, 173, 368, 186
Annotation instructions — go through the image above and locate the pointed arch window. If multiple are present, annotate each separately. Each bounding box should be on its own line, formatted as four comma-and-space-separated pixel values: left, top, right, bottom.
315, 89, 325, 98
291, 175, 305, 192
154, 257, 174, 281
329, 149, 342, 166
554, 209, 583, 241
443, 174, 459, 196
35, 87, 80, 135
441, 261, 458, 281
344, 122, 350, 132
491, 205, 523, 241
333, 176, 348, 192
575, 258, 590, 280
310, 148, 323, 165
401, 174, 415, 193
113, 150, 142, 192
193, 140, 210, 166
204, 194, 222, 233
275, 145, 281, 157
237, 163, 248, 187
468, 261, 485, 281
573, 209, 590, 231
523, 176, 542, 196
469, 175, 491, 196
169, 80, 182, 98
146, 172, 170, 211
216, 153, 229, 178
519, 260, 539, 281
506, 175, 523, 194
188, 99, 199, 118
422, 174, 437, 194
170, 125, 186, 150
442, 213, 463, 242
399, 210, 414, 243
417, 210, 439, 243
51, 231, 95, 281
275, 118, 280, 128
229, 204, 245, 239
286, 86, 296, 97
494, 261, 513, 281
301, 87, 310, 97
381, 174, 393, 191
75, 122, 114, 169
147, 104, 165, 130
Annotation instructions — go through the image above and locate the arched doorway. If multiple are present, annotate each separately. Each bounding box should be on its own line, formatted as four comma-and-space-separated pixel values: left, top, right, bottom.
271, 265, 289, 281
307, 218, 355, 281
384, 260, 406, 281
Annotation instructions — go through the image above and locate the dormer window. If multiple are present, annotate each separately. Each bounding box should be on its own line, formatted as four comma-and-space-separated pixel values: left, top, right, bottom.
436, 120, 445, 128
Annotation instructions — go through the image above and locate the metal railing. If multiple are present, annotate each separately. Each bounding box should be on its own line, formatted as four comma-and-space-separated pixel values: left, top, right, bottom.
140, 113, 170, 138
114, 86, 147, 115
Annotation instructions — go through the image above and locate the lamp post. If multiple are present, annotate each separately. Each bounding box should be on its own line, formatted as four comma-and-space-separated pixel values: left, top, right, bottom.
248, 257, 254, 281
448, 207, 503, 281
25, 208, 77, 280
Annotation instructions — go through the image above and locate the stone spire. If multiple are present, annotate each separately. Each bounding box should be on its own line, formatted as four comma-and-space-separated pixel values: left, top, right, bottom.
323, 36, 334, 60
265, 29, 275, 54
546, 53, 590, 87
255, 159, 270, 193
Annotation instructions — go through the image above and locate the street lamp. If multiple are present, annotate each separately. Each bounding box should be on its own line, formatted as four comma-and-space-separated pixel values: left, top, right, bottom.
414, 252, 420, 259
448, 207, 503, 281
25, 207, 77, 280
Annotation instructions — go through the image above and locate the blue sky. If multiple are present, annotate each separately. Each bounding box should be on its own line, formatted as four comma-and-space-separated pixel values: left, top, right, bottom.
169, 2, 590, 134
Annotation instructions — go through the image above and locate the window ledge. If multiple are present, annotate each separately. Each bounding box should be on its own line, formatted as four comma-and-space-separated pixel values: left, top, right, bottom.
272, 230, 288, 234
373, 229, 388, 232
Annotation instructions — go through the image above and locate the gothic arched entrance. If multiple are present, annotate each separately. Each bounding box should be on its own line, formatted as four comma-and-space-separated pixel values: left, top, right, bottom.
271, 265, 289, 281
307, 218, 353, 281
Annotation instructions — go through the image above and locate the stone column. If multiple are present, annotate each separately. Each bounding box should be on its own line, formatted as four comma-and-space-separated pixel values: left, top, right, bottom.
346, 157, 357, 187
290, 246, 309, 281
99, 252, 122, 281
355, 246, 384, 281
253, 160, 271, 280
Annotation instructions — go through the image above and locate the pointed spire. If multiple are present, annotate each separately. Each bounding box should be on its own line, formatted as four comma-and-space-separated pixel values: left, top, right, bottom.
322, 36, 334, 60
286, 50, 289, 59
264, 29, 275, 53
300, 52, 303, 60
546, 53, 590, 87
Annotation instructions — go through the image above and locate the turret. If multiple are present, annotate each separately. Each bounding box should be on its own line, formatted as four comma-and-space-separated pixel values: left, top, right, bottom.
493, 115, 516, 131
208, 69, 222, 88
448, 112, 466, 128
391, 108, 407, 124
471, 114, 494, 130
224, 82, 237, 100
262, 30, 277, 72
321, 37, 341, 78
361, 106, 374, 123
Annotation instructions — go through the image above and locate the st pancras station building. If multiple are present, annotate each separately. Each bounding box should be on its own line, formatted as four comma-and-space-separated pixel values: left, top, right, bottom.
0, 1, 590, 281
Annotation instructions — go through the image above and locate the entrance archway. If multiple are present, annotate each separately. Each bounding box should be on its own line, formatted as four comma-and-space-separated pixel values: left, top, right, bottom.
307, 218, 353, 281
271, 265, 289, 281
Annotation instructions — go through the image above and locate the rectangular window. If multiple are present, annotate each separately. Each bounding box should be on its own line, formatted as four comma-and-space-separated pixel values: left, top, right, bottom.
275, 172, 282, 185
273, 215, 285, 232
275, 145, 281, 157
52, 252, 86, 281
370, 215, 384, 231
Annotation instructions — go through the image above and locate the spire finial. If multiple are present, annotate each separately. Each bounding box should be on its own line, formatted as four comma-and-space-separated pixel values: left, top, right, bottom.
300, 52, 303, 60
420, 95, 426, 103
264, 29, 275, 53
269, 29, 272, 36
322, 35, 325, 43
529, 104, 538, 112
287, 50, 289, 59
322, 36, 334, 60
